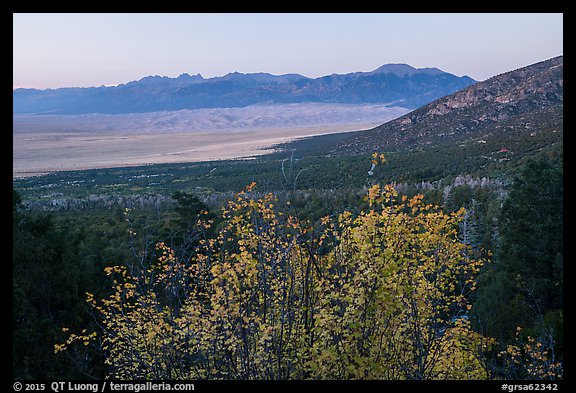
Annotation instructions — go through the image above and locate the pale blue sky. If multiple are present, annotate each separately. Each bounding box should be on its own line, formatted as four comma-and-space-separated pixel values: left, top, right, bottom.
13, 13, 563, 89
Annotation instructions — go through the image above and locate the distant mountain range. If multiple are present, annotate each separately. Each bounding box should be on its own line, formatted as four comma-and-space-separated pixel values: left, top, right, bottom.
13, 64, 476, 115
332, 56, 563, 154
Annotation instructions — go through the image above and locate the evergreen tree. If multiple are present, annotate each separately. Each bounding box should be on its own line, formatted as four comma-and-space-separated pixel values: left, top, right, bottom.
13, 189, 105, 379
471, 158, 563, 357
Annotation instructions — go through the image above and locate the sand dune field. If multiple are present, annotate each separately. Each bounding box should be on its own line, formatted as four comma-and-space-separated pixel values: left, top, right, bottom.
13, 103, 408, 177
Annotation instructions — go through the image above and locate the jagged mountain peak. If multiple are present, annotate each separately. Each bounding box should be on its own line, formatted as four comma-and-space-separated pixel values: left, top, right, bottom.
177, 72, 204, 80
13, 63, 477, 115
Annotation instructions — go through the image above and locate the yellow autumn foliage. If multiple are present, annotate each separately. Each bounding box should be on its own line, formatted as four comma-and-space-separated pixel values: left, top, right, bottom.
56, 182, 496, 380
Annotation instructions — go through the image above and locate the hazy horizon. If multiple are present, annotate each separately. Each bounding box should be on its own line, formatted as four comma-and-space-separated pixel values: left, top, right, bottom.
13, 13, 563, 90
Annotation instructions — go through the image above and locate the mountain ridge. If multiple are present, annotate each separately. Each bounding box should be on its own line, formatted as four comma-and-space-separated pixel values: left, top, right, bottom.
331, 56, 563, 155
13, 64, 476, 115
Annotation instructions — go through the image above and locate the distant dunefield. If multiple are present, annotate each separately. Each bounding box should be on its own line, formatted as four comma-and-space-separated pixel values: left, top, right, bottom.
13, 102, 410, 177
12, 102, 409, 134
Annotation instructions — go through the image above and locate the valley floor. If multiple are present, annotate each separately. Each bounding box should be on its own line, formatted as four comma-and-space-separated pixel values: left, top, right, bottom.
13, 123, 377, 178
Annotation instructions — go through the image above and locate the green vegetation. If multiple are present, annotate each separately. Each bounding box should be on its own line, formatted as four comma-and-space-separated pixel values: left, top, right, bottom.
13, 124, 563, 380
14, 116, 561, 206
54, 183, 493, 379
13, 190, 107, 379
471, 158, 563, 379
